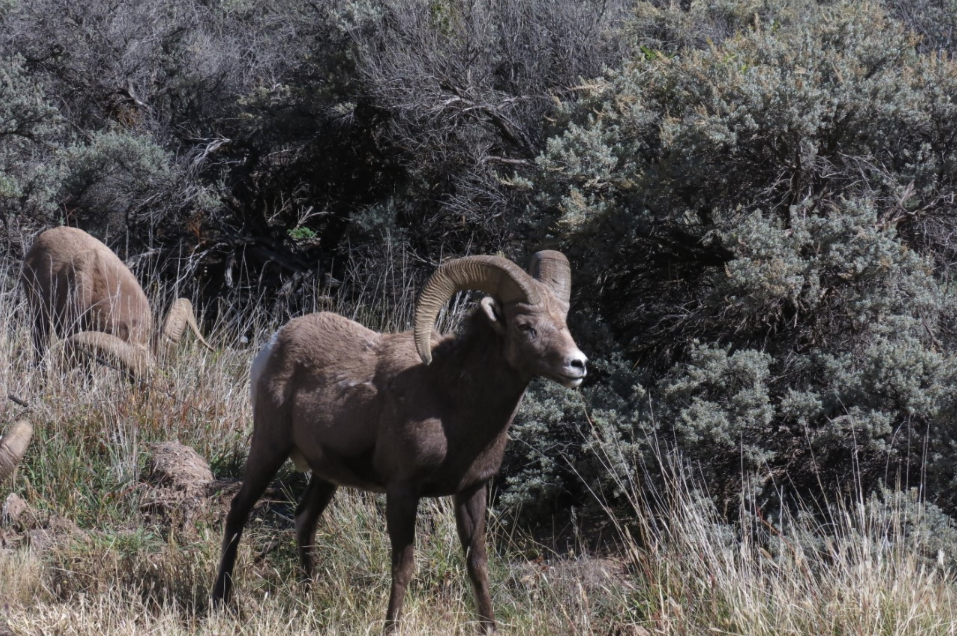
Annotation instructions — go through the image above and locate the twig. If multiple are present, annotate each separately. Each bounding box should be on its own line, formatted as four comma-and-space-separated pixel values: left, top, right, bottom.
7, 394, 29, 409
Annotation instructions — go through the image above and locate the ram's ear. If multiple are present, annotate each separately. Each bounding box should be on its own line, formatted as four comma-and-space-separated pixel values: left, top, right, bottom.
480, 296, 506, 334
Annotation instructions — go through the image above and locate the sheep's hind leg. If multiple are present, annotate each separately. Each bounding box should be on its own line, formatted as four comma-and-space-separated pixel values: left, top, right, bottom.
295, 474, 337, 582
211, 440, 290, 607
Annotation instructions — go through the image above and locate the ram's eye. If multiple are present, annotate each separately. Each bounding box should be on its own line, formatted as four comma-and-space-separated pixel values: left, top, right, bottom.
518, 323, 535, 334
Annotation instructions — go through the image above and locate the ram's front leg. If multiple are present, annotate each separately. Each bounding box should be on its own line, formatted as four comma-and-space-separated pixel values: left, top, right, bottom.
384, 485, 420, 633
454, 482, 496, 633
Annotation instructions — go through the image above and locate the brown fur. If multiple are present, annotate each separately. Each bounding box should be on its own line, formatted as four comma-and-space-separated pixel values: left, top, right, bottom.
213, 257, 587, 634
22, 226, 152, 356
22, 227, 211, 373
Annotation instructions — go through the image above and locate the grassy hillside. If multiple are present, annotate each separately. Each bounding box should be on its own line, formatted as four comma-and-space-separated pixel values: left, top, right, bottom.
1, 259, 956, 635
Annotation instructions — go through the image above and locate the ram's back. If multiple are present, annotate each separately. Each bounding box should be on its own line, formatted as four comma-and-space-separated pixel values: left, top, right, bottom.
251, 312, 395, 486
22, 226, 152, 344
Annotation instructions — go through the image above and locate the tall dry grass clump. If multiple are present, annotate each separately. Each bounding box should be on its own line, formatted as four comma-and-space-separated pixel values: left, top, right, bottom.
590, 431, 957, 635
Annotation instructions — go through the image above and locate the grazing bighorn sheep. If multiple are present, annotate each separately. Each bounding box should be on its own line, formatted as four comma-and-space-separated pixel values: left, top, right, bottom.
21, 226, 212, 378
0, 420, 32, 483
213, 251, 587, 633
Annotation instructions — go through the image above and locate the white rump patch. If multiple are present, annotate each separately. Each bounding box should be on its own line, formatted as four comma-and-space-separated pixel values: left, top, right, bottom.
250, 329, 280, 411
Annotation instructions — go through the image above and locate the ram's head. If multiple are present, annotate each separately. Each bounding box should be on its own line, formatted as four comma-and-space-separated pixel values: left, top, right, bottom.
413, 251, 587, 387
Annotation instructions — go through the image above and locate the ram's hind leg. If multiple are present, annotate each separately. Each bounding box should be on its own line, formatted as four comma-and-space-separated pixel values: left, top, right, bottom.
212, 439, 290, 606
295, 474, 337, 582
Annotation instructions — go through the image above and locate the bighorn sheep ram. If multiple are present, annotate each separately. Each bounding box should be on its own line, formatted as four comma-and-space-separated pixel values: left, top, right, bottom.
213, 251, 587, 633
22, 226, 212, 378
0, 420, 32, 483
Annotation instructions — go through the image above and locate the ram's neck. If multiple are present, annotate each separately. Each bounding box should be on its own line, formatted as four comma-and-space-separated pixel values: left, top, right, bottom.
428, 310, 529, 433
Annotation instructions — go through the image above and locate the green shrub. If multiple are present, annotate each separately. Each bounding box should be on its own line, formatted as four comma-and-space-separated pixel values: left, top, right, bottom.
500, 354, 651, 520
61, 130, 216, 240
513, 0, 957, 518
0, 55, 64, 228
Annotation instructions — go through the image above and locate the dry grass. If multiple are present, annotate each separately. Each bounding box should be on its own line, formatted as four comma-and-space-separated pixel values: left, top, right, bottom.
1, 255, 957, 635
591, 438, 957, 636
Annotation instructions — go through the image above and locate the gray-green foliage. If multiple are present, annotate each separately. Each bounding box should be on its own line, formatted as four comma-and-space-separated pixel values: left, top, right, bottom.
502, 355, 650, 518
0, 55, 64, 226
0, 0, 634, 309
660, 344, 774, 466
61, 130, 218, 239
500, 379, 582, 516
493, 0, 957, 516
863, 487, 957, 567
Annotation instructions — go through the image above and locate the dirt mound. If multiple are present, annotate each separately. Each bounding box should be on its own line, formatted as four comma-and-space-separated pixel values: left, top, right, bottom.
139, 442, 220, 536
142, 442, 213, 493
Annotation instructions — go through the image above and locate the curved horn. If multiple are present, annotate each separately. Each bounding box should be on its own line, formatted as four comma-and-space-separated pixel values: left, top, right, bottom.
414, 255, 540, 365
0, 420, 33, 483
528, 250, 571, 309
65, 331, 155, 379
160, 299, 213, 352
